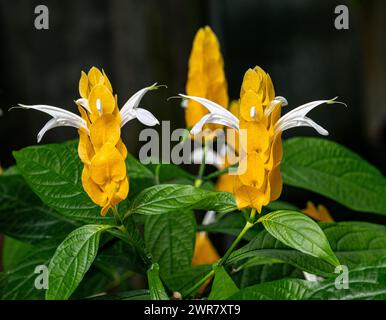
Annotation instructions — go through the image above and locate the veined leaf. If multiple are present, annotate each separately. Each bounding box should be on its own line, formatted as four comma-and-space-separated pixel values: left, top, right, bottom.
13, 141, 111, 223
1, 244, 55, 300
229, 258, 386, 300
282, 137, 386, 216
129, 184, 236, 215
147, 263, 169, 300
145, 210, 196, 278
228, 221, 386, 277
2, 237, 34, 271
0, 175, 76, 244
46, 224, 112, 300
258, 211, 339, 267
208, 267, 239, 300
163, 265, 212, 293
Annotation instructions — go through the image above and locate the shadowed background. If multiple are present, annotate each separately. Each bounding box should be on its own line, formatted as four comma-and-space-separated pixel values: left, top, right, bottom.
0, 0, 385, 223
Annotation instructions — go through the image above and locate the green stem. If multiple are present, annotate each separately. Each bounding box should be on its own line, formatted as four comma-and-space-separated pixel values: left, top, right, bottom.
183, 208, 257, 298
182, 269, 215, 298
112, 206, 122, 225
154, 164, 161, 185
194, 143, 207, 188
203, 164, 238, 181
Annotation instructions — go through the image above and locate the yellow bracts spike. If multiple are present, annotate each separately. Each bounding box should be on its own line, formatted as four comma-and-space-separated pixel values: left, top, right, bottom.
77, 67, 128, 216
234, 66, 283, 212
185, 26, 229, 131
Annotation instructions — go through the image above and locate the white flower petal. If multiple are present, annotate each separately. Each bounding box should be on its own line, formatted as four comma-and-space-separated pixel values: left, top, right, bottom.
190, 113, 239, 135
135, 108, 160, 126
278, 116, 329, 136
191, 146, 223, 169
202, 211, 216, 225
179, 94, 239, 126
120, 83, 158, 127
13, 104, 88, 142
75, 98, 91, 113
277, 98, 339, 127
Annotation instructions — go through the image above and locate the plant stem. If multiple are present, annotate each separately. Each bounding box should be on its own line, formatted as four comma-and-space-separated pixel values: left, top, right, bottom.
194, 143, 207, 188
182, 269, 215, 298
183, 208, 257, 298
154, 164, 161, 185
112, 206, 122, 225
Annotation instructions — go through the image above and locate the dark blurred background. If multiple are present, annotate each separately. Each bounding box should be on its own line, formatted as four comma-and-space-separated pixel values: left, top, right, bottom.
0, 0, 385, 222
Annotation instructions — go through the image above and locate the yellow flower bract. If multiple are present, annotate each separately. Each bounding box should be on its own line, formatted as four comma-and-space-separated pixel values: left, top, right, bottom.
234, 66, 283, 212
185, 26, 229, 130
77, 67, 128, 216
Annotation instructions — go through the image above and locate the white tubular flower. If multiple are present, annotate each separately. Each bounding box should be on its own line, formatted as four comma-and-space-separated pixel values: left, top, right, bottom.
275, 97, 346, 136
12, 104, 89, 143
120, 84, 160, 127
179, 94, 239, 134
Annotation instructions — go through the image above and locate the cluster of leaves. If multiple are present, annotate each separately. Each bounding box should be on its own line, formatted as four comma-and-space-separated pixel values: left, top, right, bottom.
1, 137, 386, 300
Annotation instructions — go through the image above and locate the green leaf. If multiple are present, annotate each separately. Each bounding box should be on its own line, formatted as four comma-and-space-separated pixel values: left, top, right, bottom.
126, 153, 154, 180
0, 175, 76, 244
229, 221, 386, 277
233, 263, 302, 289
162, 265, 212, 293
46, 224, 112, 300
147, 263, 169, 300
1, 245, 55, 300
147, 162, 195, 183
129, 184, 236, 215
258, 211, 339, 267
282, 137, 386, 216
13, 141, 111, 223
2, 236, 34, 271
91, 290, 150, 300
145, 210, 196, 278
229, 258, 386, 300
208, 267, 239, 300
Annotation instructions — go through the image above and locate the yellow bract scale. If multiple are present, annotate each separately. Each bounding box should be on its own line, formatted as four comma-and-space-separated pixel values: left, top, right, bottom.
90, 114, 120, 151
88, 85, 116, 116
76, 67, 129, 216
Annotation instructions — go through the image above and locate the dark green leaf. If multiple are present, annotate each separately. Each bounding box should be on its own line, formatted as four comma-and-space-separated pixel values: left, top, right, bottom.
13, 141, 111, 223
259, 211, 339, 267
147, 263, 169, 300
229, 258, 386, 300
145, 210, 196, 277
208, 267, 239, 300
229, 221, 386, 277
282, 137, 386, 216
46, 224, 112, 300
0, 175, 76, 244
1, 245, 55, 300
129, 184, 236, 215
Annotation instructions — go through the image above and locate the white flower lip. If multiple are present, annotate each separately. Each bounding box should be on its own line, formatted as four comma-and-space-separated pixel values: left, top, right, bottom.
13, 83, 161, 143
178, 94, 239, 134
12, 104, 89, 143
120, 83, 160, 127
276, 97, 346, 136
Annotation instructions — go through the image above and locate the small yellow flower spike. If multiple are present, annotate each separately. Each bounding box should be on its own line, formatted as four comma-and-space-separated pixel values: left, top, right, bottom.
303, 201, 334, 222
234, 67, 283, 213
15, 67, 160, 217
185, 26, 229, 131
77, 67, 128, 216
192, 232, 220, 266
